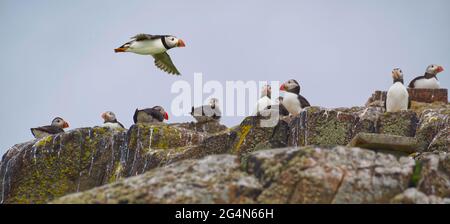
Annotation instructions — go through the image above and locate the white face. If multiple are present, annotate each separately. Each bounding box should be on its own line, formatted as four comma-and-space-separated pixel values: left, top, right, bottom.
283, 79, 300, 92
392, 68, 403, 80
209, 98, 219, 107
103, 111, 116, 122
165, 36, 180, 48
261, 85, 271, 97
426, 64, 444, 75
51, 117, 68, 129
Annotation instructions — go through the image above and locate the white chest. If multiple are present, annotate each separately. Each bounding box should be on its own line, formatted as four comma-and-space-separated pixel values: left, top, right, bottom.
386, 82, 409, 112
102, 122, 122, 129
413, 78, 440, 89
282, 92, 302, 115
129, 39, 167, 55
253, 96, 273, 115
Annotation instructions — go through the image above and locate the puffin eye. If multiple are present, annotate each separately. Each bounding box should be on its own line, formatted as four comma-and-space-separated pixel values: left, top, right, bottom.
171, 38, 175, 41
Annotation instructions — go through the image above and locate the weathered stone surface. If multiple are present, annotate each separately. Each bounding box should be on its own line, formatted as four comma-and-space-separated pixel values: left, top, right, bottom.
170, 121, 228, 134
348, 133, 422, 154
416, 152, 450, 198
230, 116, 289, 160
248, 146, 416, 203
0, 124, 209, 204
415, 107, 450, 152
390, 188, 450, 204
52, 155, 262, 204
287, 107, 418, 147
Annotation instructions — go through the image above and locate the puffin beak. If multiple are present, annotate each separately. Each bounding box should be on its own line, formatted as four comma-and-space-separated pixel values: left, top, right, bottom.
101, 112, 107, 121
164, 112, 169, 120
114, 47, 128, 53
280, 84, 285, 91
63, 122, 69, 129
437, 66, 444, 73
177, 39, 186, 47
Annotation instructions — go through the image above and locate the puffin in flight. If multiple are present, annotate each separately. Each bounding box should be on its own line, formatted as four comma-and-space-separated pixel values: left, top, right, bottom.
30, 117, 69, 138
279, 79, 311, 116
133, 106, 169, 124
252, 85, 273, 116
114, 34, 186, 75
191, 98, 222, 123
408, 64, 444, 89
101, 111, 125, 129
385, 68, 410, 112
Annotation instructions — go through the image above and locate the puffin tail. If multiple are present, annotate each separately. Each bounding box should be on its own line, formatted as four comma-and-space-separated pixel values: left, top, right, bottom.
30, 128, 36, 138
133, 109, 139, 124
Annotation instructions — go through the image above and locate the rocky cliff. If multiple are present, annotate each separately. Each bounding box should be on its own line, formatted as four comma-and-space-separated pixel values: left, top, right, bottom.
1, 90, 449, 204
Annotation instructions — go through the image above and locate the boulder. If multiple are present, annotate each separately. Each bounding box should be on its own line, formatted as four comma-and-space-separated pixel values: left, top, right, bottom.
390, 188, 450, 204
52, 155, 262, 204
348, 133, 422, 154
247, 146, 416, 203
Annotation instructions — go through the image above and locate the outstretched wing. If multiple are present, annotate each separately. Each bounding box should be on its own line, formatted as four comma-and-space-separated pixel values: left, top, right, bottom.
131, 34, 164, 41
153, 52, 181, 75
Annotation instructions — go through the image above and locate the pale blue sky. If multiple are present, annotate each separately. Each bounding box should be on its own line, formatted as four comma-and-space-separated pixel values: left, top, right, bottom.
1, 0, 449, 155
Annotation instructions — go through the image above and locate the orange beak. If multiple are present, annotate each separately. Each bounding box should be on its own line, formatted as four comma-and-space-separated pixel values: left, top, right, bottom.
114, 47, 127, 53
280, 84, 285, 91
101, 112, 107, 120
63, 122, 69, 129
164, 112, 169, 120
437, 66, 444, 73
177, 39, 186, 47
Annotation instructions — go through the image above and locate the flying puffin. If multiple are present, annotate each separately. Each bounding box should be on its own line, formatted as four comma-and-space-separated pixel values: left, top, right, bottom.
30, 117, 69, 138
101, 111, 125, 129
133, 106, 169, 124
114, 34, 186, 75
191, 98, 222, 123
408, 64, 444, 89
279, 79, 311, 116
252, 85, 273, 116
385, 68, 410, 112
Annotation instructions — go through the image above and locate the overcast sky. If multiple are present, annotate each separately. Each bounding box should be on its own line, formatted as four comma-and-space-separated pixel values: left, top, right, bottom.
0, 0, 449, 155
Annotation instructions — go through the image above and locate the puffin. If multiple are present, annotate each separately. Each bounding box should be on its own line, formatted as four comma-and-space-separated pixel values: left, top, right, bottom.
252, 85, 273, 116
408, 64, 444, 89
261, 97, 290, 117
114, 34, 186, 75
30, 117, 69, 138
385, 68, 410, 112
191, 98, 222, 123
279, 79, 311, 116
101, 111, 125, 129
133, 106, 169, 124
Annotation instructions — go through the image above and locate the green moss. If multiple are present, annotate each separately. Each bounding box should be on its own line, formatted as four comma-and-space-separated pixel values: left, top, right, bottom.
311, 117, 349, 146
409, 161, 422, 188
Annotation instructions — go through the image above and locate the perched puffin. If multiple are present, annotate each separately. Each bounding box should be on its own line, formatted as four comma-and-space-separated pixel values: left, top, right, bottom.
385, 68, 410, 112
408, 64, 444, 89
262, 97, 290, 117
133, 106, 169, 124
30, 117, 69, 138
101, 111, 125, 129
191, 98, 222, 123
279, 79, 311, 116
114, 34, 186, 75
252, 85, 273, 116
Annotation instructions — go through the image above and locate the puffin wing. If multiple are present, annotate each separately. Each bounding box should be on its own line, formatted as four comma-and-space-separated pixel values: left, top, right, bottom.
131, 34, 164, 41
153, 52, 181, 75
408, 76, 424, 88
298, 95, 311, 108
31, 126, 64, 138
145, 108, 165, 122
117, 121, 125, 129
